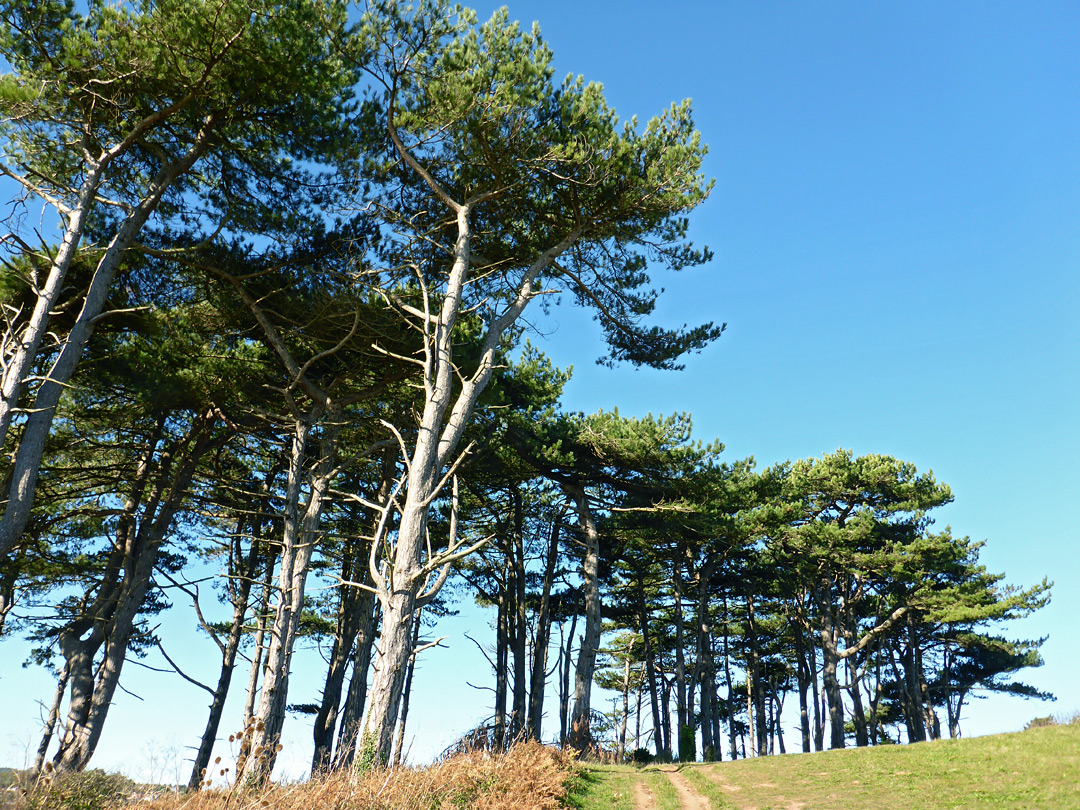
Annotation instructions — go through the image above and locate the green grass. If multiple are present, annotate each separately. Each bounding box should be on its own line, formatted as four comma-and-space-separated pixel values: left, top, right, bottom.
680, 765, 738, 809
570, 724, 1080, 810
564, 763, 638, 810
641, 768, 683, 810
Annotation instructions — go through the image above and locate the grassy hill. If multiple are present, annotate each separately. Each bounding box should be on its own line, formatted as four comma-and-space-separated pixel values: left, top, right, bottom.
8, 725, 1078, 810
571, 724, 1080, 810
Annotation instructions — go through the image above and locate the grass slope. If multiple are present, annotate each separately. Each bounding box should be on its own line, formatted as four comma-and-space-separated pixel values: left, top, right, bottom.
573, 724, 1080, 810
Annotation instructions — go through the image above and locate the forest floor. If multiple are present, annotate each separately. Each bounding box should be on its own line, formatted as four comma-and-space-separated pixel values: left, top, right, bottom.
569, 723, 1080, 810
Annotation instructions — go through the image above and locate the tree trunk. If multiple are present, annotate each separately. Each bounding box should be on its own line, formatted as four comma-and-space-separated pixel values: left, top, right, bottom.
239, 545, 278, 766
568, 487, 602, 752
52, 414, 220, 771
722, 596, 738, 760
509, 489, 528, 742
674, 567, 691, 761
793, 618, 812, 753
638, 587, 667, 759
816, 586, 846, 750
0, 120, 220, 558
618, 639, 634, 760
392, 608, 423, 766
494, 595, 509, 750
239, 404, 343, 784
311, 447, 392, 775
559, 612, 578, 746
332, 597, 379, 769
527, 504, 564, 739
847, 654, 870, 747
34, 662, 70, 774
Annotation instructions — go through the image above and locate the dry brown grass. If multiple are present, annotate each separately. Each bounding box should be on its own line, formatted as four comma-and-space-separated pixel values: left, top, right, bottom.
125, 743, 572, 810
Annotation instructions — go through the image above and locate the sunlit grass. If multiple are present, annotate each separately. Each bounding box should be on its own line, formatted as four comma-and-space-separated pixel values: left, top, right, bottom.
696, 724, 1080, 810
573, 724, 1080, 810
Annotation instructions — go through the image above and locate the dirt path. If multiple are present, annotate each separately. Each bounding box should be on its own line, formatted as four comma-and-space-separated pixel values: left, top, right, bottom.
634, 776, 658, 810
661, 768, 711, 810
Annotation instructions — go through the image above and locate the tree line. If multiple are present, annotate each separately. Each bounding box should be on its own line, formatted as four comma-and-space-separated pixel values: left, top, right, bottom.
0, 0, 1049, 785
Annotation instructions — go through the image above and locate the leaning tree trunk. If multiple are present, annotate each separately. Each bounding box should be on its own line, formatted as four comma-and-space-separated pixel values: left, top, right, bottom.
34, 663, 70, 775
52, 414, 220, 771
0, 119, 220, 559
567, 487, 602, 752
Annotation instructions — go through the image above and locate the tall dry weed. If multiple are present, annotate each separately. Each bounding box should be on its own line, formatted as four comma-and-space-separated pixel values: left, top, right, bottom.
123, 742, 572, 810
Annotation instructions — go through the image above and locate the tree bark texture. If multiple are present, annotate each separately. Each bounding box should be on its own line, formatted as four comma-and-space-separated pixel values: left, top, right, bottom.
567, 488, 602, 752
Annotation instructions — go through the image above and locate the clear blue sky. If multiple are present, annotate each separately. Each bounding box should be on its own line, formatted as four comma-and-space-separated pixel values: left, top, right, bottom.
2, 0, 1078, 778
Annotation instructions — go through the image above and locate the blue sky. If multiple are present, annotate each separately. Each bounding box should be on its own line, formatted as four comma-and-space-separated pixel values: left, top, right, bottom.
2, 0, 1078, 777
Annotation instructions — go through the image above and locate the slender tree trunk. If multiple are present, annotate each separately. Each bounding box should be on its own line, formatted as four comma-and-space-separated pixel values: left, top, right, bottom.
811, 642, 824, 752
509, 489, 528, 742
240, 545, 278, 767
0, 120, 220, 558
189, 468, 282, 792
673, 567, 691, 761
527, 504, 564, 739
896, 626, 926, 743
638, 587, 667, 759
240, 405, 343, 784
331, 453, 396, 770
559, 612, 578, 746
311, 453, 392, 776
773, 686, 786, 755
188, 517, 263, 790
332, 597, 379, 769
695, 566, 717, 762
745, 595, 767, 757
817, 587, 846, 750
793, 618, 812, 753
52, 415, 220, 772
494, 594, 509, 750
312, 587, 361, 772
618, 639, 634, 760
568, 487, 602, 751
848, 654, 869, 747
392, 608, 423, 766
34, 662, 70, 774
722, 596, 738, 760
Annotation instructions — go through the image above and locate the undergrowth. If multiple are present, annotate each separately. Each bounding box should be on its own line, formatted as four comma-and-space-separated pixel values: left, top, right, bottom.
122, 742, 572, 810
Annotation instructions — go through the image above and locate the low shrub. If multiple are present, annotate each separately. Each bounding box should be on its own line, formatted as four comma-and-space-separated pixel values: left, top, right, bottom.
126, 742, 572, 810
23, 770, 136, 810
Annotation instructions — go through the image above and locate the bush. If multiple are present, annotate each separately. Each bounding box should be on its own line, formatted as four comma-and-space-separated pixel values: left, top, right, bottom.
127, 742, 572, 810
23, 770, 136, 810
1024, 711, 1080, 731
630, 748, 653, 766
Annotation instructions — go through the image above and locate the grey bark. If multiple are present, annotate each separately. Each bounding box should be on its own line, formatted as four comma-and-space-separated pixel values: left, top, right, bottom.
51, 413, 220, 771
34, 662, 70, 775
188, 483, 277, 791
391, 608, 423, 766
0, 117, 220, 559
239, 404, 343, 784
314, 452, 394, 772
331, 596, 378, 769
567, 487, 602, 751
526, 504, 564, 739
